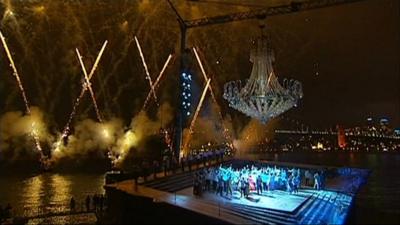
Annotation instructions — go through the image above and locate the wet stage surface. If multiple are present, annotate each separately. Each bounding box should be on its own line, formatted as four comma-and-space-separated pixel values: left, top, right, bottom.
177, 187, 309, 213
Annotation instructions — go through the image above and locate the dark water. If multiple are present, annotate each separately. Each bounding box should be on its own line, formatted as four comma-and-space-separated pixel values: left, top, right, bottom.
0, 173, 105, 224
252, 152, 400, 224
1, 153, 400, 224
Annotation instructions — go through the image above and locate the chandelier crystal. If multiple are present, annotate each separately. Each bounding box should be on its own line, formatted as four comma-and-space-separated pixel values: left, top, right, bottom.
223, 35, 303, 124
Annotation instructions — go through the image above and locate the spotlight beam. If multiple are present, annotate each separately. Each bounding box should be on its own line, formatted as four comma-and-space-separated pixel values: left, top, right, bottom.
134, 36, 158, 106
193, 47, 234, 143
0, 31, 45, 159
60, 40, 108, 140
142, 54, 173, 110
182, 78, 211, 155
76, 48, 103, 123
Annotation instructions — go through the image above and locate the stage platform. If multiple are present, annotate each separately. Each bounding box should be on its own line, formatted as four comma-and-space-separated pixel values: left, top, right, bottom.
177, 188, 310, 213
104, 159, 368, 225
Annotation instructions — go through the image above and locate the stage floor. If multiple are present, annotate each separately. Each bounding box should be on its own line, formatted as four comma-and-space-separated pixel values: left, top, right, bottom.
177, 188, 310, 213
107, 158, 368, 224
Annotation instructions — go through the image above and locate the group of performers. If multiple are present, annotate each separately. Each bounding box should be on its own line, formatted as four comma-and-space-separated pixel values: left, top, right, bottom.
193, 164, 324, 198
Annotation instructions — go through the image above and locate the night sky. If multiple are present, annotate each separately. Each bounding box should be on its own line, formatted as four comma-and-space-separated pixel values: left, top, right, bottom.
0, 0, 399, 131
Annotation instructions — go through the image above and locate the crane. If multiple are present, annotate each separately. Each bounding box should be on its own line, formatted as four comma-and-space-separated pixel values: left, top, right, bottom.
167, 0, 366, 51
166, 0, 368, 157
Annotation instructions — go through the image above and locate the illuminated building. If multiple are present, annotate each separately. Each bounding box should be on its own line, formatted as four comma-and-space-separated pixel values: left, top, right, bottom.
338, 125, 347, 149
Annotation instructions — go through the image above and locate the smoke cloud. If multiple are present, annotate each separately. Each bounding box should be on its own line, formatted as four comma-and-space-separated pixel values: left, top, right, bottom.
50, 117, 124, 163
0, 106, 52, 160
112, 102, 174, 167
182, 101, 227, 150
233, 118, 279, 155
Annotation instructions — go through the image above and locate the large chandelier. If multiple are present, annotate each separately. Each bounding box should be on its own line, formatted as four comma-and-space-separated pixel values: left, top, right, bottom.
223, 34, 303, 124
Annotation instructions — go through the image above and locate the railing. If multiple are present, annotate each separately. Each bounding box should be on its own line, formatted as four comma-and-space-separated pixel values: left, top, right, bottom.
14, 203, 104, 221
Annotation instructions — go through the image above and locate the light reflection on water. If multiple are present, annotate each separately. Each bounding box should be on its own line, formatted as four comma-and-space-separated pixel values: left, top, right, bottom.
0, 173, 104, 224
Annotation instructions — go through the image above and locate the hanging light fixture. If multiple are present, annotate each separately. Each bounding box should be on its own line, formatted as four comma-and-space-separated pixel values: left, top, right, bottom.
223, 32, 303, 124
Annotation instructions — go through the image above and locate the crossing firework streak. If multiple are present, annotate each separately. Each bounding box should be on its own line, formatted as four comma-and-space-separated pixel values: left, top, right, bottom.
59, 40, 108, 141
76, 48, 119, 164
134, 36, 158, 106
76, 48, 103, 123
193, 47, 234, 143
142, 54, 173, 110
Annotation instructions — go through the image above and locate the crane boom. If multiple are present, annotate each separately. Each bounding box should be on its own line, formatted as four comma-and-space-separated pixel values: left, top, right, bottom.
183, 0, 366, 28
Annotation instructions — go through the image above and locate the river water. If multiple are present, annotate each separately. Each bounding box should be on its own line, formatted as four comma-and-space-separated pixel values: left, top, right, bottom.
0, 173, 105, 224
1, 153, 399, 224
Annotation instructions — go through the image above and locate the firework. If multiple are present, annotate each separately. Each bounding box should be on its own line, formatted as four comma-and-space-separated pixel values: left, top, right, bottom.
134, 36, 158, 105
59, 41, 108, 140
0, 31, 45, 159
112, 130, 138, 167
193, 47, 234, 143
142, 54, 173, 109
182, 78, 211, 155
0, 31, 30, 113
76, 48, 103, 123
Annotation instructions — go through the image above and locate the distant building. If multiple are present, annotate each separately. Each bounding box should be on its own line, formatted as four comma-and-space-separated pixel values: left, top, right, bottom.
380, 118, 389, 126
337, 125, 347, 149
366, 117, 373, 125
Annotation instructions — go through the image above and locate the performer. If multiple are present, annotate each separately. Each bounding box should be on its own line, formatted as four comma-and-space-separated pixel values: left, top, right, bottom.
232, 169, 240, 193
196, 163, 307, 199
212, 169, 219, 192
240, 177, 247, 198
314, 172, 320, 190
256, 175, 263, 195
287, 174, 293, 193
293, 174, 300, 194
305, 170, 311, 186
227, 175, 233, 196
245, 177, 250, 198
248, 174, 255, 192
205, 169, 212, 191
217, 173, 224, 196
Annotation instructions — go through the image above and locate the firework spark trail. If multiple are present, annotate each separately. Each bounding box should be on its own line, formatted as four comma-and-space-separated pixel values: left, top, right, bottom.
76, 48, 119, 164
76, 48, 103, 123
193, 47, 234, 143
0, 31, 45, 158
182, 78, 211, 155
134, 36, 158, 106
0, 31, 31, 113
142, 54, 173, 110
59, 40, 108, 142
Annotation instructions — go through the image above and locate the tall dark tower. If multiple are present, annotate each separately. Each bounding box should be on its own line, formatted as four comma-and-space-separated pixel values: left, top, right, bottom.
175, 48, 194, 158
